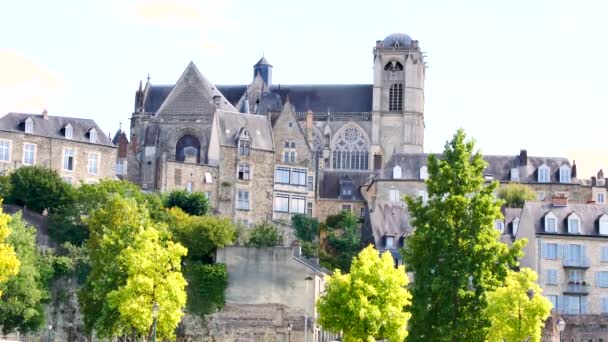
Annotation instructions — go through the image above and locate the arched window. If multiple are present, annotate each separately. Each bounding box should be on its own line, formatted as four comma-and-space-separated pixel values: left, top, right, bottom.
176, 134, 201, 162
392, 165, 402, 179
65, 124, 73, 139
560, 165, 571, 183
384, 61, 404, 71
389, 83, 403, 111
331, 126, 369, 170
89, 128, 97, 143
538, 164, 550, 183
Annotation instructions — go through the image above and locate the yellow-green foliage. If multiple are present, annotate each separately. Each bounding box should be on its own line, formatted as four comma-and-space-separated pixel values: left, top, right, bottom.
0, 205, 19, 296
317, 245, 411, 342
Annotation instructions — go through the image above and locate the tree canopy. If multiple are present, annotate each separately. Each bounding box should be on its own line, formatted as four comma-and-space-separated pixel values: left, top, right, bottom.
0, 206, 19, 297
246, 223, 283, 247
498, 183, 537, 208
165, 190, 210, 216
322, 211, 362, 272
8, 166, 73, 213
317, 245, 411, 342
484, 268, 552, 342
402, 130, 525, 341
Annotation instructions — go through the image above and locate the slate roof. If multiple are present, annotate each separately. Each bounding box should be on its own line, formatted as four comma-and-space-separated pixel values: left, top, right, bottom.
520, 202, 608, 236
216, 110, 274, 151
318, 170, 372, 200
143, 85, 172, 112
383, 153, 574, 183
0, 112, 114, 147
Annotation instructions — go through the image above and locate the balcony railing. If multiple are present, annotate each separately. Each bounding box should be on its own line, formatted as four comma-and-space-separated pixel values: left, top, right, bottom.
563, 258, 590, 268
564, 283, 590, 295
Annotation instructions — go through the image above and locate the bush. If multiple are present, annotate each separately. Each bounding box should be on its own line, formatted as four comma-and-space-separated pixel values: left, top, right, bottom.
165, 190, 210, 216
184, 263, 228, 316
247, 223, 283, 247
498, 183, 537, 208
0, 175, 12, 201
291, 214, 319, 242
9, 166, 74, 213
322, 211, 362, 272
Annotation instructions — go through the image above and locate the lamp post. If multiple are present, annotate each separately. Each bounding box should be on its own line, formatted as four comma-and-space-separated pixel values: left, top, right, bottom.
287, 321, 292, 342
304, 275, 313, 342
47, 324, 52, 342
152, 302, 160, 342
557, 317, 566, 342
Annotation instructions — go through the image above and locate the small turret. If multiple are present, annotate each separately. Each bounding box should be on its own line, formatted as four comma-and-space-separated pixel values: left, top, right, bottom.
253, 56, 273, 88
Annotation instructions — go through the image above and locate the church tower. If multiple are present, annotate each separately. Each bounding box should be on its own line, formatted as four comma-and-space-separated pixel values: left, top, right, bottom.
371, 33, 425, 169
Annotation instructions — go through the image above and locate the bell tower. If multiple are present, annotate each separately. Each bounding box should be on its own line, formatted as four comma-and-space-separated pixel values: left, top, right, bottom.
371, 33, 425, 168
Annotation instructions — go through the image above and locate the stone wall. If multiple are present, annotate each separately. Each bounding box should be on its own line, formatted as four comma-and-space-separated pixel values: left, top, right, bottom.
158, 158, 219, 208
315, 199, 365, 222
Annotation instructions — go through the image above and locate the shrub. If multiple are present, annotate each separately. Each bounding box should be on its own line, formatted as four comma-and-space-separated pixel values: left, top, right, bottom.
498, 183, 537, 208
9, 166, 74, 213
165, 190, 210, 216
184, 263, 228, 316
247, 223, 283, 247
291, 214, 319, 242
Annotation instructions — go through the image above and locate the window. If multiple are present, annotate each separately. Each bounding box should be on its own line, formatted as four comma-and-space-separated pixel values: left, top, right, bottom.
63, 149, 74, 171
512, 217, 520, 236
291, 169, 306, 186
546, 269, 558, 285
24, 118, 33, 133
204, 191, 211, 200
22, 143, 35, 165
306, 202, 313, 216
392, 165, 402, 179
601, 246, 608, 262
494, 220, 505, 232
537, 191, 546, 201
186, 181, 193, 193
307, 175, 314, 191
420, 166, 428, 180
385, 236, 395, 248
204, 172, 212, 183
598, 192, 606, 204
65, 124, 73, 139
559, 165, 571, 183
89, 128, 97, 143
564, 295, 587, 315
275, 167, 290, 184
237, 190, 249, 210
564, 244, 585, 266
283, 151, 296, 163
116, 160, 127, 175
417, 189, 428, 204
567, 214, 580, 234
0, 140, 10, 162
538, 165, 550, 183
360, 207, 366, 218
88, 153, 99, 175
542, 243, 558, 259
598, 272, 608, 288
546, 295, 558, 311
332, 126, 369, 170
290, 196, 306, 214
238, 139, 250, 156
389, 189, 401, 202
274, 194, 289, 212
568, 269, 583, 282
341, 204, 352, 212
545, 213, 557, 232
511, 168, 519, 182
389, 83, 404, 111
600, 215, 608, 235
341, 182, 353, 197
238, 164, 250, 180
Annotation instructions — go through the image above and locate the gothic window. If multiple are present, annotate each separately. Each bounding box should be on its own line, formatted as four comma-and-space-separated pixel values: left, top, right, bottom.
389, 83, 403, 111
176, 134, 201, 163
331, 125, 369, 170
384, 61, 403, 71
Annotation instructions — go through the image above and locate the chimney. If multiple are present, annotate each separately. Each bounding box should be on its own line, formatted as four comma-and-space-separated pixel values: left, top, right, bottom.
42, 109, 48, 120
552, 193, 568, 207
599, 169, 605, 180
306, 110, 313, 145
519, 149, 528, 166
571, 160, 577, 178
213, 95, 221, 108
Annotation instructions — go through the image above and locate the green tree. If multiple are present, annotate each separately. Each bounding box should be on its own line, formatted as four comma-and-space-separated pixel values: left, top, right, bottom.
0, 205, 19, 296
183, 263, 228, 316
484, 268, 552, 342
323, 211, 361, 272
0, 175, 12, 201
498, 183, 537, 208
247, 223, 283, 247
402, 130, 524, 341
9, 166, 74, 213
317, 245, 411, 342
169, 208, 235, 262
0, 212, 53, 334
165, 190, 210, 216
79, 195, 187, 339
292, 214, 319, 242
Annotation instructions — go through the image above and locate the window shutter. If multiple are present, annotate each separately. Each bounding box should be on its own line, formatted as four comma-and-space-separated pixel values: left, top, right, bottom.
541, 243, 547, 259
563, 244, 570, 262
597, 272, 601, 288
562, 296, 569, 314
582, 245, 587, 264
557, 243, 562, 259
558, 295, 564, 313
581, 296, 588, 314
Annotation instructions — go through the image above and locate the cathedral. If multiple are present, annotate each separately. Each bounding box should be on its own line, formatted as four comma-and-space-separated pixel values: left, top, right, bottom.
123, 32, 426, 225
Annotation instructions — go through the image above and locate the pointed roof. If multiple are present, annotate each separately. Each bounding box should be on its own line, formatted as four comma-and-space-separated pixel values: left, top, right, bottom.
254, 56, 272, 67
155, 62, 236, 116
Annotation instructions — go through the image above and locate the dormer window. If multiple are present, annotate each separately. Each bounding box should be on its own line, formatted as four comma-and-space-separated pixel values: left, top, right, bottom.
544, 212, 557, 232
420, 166, 428, 180
511, 168, 519, 182
89, 128, 97, 143
392, 165, 402, 179
65, 124, 73, 139
237, 128, 251, 156
559, 165, 571, 183
599, 214, 608, 235
512, 217, 520, 236
567, 213, 580, 234
384, 235, 395, 249
341, 181, 353, 198
538, 164, 550, 183
24, 118, 33, 133
494, 220, 505, 233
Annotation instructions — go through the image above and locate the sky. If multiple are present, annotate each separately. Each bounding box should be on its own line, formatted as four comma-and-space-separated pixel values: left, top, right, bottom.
1, 0, 607, 178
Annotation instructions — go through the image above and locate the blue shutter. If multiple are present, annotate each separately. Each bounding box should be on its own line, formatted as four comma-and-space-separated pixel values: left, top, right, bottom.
562, 295, 569, 314
558, 295, 564, 313
597, 272, 601, 288
557, 243, 563, 259
541, 243, 547, 259
563, 244, 570, 262
581, 296, 588, 314
582, 245, 587, 265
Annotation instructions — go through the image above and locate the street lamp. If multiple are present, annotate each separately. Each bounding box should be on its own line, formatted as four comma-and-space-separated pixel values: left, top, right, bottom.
304, 275, 314, 342
47, 324, 52, 342
287, 321, 292, 342
557, 317, 566, 342
152, 302, 160, 342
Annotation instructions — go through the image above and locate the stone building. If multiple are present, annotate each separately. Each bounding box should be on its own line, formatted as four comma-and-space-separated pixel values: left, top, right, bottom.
0, 110, 115, 185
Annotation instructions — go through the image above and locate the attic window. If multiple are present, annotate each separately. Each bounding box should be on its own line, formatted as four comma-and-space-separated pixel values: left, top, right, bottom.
560, 165, 571, 183
24, 118, 33, 133
545, 212, 557, 232
384, 236, 395, 249
65, 124, 73, 139
568, 213, 580, 234
420, 166, 428, 180
392, 165, 402, 179
89, 128, 98, 143
599, 215, 608, 235
512, 217, 520, 236
511, 168, 519, 182
538, 165, 550, 183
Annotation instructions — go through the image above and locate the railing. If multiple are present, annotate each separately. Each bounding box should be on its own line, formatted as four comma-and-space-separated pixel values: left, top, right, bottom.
294, 112, 371, 121
563, 258, 590, 268
564, 283, 590, 295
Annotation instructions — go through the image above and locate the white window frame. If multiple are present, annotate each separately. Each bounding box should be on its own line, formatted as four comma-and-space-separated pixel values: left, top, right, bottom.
63, 149, 75, 171
559, 165, 571, 183
204, 172, 212, 183
274, 194, 290, 213
24, 118, 33, 133
512, 217, 520, 236
510, 168, 519, 182
598, 192, 606, 204
0, 140, 11, 162
290, 168, 306, 186
600, 214, 608, 235
237, 164, 251, 181
494, 220, 505, 232
306, 202, 313, 216
385, 236, 395, 248
389, 189, 401, 202
543, 243, 558, 260
236, 190, 250, 210
567, 213, 580, 234
545, 212, 557, 232
392, 165, 402, 179
417, 189, 428, 204
307, 175, 314, 191
290, 196, 306, 214
65, 124, 73, 139
87, 152, 99, 175
89, 128, 97, 144
538, 165, 550, 183
546, 269, 558, 285
275, 167, 290, 184
420, 166, 428, 180
22, 143, 36, 165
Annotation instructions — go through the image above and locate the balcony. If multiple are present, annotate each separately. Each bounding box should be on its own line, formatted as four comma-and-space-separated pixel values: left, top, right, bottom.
563, 258, 590, 269
563, 283, 590, 295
